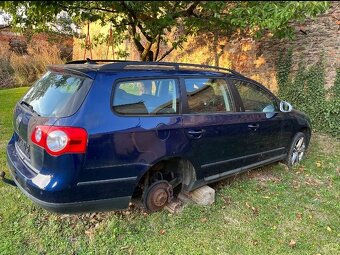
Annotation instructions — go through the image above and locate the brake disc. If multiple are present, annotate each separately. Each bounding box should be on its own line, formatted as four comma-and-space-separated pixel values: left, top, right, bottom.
143, 180, 173, 212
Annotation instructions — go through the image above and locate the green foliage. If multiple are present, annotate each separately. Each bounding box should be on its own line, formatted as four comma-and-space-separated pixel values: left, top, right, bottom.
0, 1, 329, 61
330, 68, 340, 98
276, 52, 340, 137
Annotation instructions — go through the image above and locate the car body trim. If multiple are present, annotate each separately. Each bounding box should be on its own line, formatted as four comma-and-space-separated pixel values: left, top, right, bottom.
77, 176, 137, 186
84, 163, 151, 170
204, 154, 286, 182
201, 147, 285, 169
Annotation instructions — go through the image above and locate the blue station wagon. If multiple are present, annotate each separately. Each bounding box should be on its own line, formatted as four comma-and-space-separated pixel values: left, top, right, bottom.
6, 60, 311, 213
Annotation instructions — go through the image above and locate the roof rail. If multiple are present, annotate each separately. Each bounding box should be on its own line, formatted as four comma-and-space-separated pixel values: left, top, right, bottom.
66, 59, 130, 64
66, 59, 242, 76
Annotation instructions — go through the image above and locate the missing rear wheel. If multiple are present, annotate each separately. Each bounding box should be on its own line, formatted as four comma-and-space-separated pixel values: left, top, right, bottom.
143, 180, 173, 212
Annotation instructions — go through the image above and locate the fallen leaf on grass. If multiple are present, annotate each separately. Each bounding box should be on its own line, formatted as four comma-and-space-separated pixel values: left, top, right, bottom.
159, 229, 166, 235
327, 226, 332, 232
298, 166, 305, 172
221, 195, 232, 205
289, 239, 297, 247
251, 207, 258, 214
245, 202, 259, 215
200, 217, 208, 223
316, 161, 322, 168
85, 229, 94, 238
292, 180, 300, 189
296, 212, 303, 220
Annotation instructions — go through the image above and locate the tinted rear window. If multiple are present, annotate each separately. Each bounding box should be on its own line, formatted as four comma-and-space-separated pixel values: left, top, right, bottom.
112, 78, 179, 115
21, 71, 92, 117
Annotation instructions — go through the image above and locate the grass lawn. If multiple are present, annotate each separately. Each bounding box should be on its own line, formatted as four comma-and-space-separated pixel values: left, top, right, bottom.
0, 87, 339, 255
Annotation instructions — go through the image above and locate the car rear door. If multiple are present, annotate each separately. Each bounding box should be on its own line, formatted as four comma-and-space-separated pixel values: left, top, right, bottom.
229, 78, 285, 165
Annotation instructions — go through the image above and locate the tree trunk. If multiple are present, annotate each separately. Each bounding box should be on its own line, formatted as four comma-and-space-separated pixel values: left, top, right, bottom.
213, 32, 219, 67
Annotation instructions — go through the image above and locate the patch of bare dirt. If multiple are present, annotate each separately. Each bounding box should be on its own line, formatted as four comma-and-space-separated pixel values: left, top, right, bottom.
304, 177, 324, 187
313, 133, 340, 155
247, 168, 282, 184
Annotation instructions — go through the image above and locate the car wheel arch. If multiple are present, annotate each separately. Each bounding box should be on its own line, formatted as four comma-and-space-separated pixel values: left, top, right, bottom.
132, 157, 198, 198
298, 127, 311, 145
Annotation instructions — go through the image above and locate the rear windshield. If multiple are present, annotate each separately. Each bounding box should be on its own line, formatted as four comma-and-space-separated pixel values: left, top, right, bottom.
21, 71, 92, 117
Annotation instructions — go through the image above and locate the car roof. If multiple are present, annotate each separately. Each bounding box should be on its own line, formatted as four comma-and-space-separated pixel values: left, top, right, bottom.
48, 59, 245, 80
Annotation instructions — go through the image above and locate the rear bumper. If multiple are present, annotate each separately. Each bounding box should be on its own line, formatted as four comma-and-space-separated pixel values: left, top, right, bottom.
6, 141, 131, 213
10, 173, 130, 213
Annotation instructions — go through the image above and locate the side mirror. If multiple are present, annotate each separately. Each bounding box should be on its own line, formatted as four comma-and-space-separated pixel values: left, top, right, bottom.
280, 101, 293, 112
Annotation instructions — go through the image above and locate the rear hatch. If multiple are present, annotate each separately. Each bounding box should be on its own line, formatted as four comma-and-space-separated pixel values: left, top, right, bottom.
13, 70, 92, 173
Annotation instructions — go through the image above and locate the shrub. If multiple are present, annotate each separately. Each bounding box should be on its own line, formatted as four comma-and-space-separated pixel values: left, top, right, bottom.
0, 39, 64, 88
0, 46, 14, 89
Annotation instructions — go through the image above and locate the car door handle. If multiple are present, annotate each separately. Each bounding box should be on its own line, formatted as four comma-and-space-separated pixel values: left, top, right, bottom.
248, 124, 260, 131
187, 129, 205, 139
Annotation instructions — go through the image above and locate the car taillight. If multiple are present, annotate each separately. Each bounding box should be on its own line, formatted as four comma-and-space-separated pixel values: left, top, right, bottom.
31, 125, 87, 156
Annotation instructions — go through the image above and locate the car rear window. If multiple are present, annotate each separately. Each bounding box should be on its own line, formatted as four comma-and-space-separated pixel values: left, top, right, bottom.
21, 71, 92, 117
112, 78, 179, 115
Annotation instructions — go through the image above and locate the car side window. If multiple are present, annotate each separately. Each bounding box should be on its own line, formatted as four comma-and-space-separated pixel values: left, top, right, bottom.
184, 78, 234, 114
233, 80, 278, 112
112, 79, 179, 115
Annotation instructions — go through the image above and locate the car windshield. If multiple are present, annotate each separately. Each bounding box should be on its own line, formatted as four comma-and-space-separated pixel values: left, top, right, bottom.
21, 71, 92, 117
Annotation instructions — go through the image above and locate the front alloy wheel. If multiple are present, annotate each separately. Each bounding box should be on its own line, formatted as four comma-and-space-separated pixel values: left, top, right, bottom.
285, 132, 308, 167
291, 136, 306, 165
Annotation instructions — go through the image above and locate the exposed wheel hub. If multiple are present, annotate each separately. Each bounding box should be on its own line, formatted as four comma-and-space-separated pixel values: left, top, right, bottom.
143, 180, 173, 212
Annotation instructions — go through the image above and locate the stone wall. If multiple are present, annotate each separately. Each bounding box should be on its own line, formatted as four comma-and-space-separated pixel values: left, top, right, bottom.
257, 2, 339, 89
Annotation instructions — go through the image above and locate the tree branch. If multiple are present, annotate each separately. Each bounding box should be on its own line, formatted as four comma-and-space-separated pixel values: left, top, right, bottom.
185, 1, 200, 16
141, 41, 153, 61
172, 1, 201, 19
157, 29, 193, 62
157, 46, 176, 62
154, 34, 161, 61
119, 1, 153, 42
56, 3, 118, 14
130, 24, 145, 55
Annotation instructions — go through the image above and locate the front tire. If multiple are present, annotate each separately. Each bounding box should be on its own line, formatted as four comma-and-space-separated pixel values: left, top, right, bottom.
285, 132, 307, 167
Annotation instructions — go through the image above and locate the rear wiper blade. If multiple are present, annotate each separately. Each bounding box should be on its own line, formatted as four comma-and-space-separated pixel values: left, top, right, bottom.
20, 101, 40, 116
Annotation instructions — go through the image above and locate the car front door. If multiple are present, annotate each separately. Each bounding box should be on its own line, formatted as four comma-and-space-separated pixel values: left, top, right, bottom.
181, 77, 256, 181
230, 78, 285, 165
